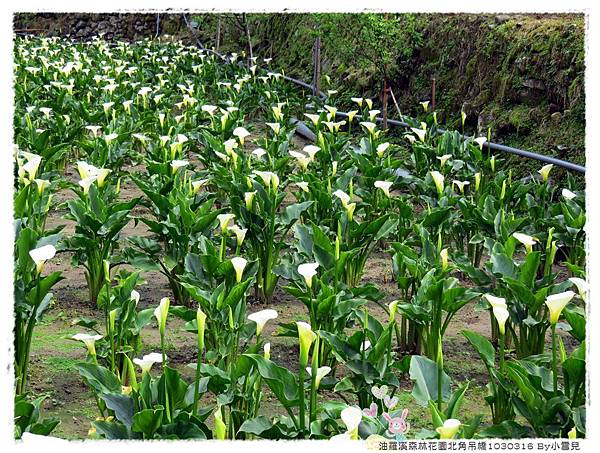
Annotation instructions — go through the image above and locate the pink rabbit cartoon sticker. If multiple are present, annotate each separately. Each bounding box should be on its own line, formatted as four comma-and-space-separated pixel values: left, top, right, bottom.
383, 409, 410, 440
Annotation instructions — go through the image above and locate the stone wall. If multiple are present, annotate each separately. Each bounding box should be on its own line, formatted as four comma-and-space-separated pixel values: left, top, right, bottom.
14, 13, 182, 41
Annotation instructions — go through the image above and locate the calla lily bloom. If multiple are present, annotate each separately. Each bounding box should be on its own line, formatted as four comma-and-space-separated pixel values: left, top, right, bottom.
351, 97, 363, 107
306, 366, 331, 389
253, 170, 279, 191
474, 173, 481, 191
569, 277, 588, 302
296, 181, 309, 193
368, 110, 380, 121
304, 113, 321, 126
228, 225, 247, 247
22, 155, 42, 181
411, 127, 426, 142
340, 406, 363, 440
263, 342, 271, 359
483, 294, 510, 334
492, 305, 510, 335
192, 179, 209, 194
170, 159, 188, 174
545, 291, 575, 325
361, 340, 371, 351
430, 171, 445, 195
474, 137, 487, 150
78, 176, 98, 195
303, 145, 320, 161
389, 300, 399, 322
154, 297, 170, 334
452, 180, 470, 194
96, 168, 111, 187
512, 232, 538, 254
233, 127, 250, 145
333, 189, 351, 206
436, 419, 461, 439
347, 110, 359, 123
201, 104, 218, 116
440, 248, 449, 270
29, 244, 56, 274
266, 122, 281, 134
252, 148, 267, 159
562, 188, 576, 200
376, 142, 390, 158
298, 262, 319, 288
289, 150, 310, 170
34, 179, 50, 196
244, 191, 256, 210
72, 333, 103, 356
213, 407, 227, 440
436, 154, 452, 168
196, 308, 207, 351
420, 101, 430, 112
133, 352, 163, 374
296, 321, 317, 366
130, 290, 140, 305
217, 213, 235, 233
374, 180, 393, 197
248, 309, 278, 336
231, 257, 248, 282
360, 122, 377, 134
538, 164, 553, 182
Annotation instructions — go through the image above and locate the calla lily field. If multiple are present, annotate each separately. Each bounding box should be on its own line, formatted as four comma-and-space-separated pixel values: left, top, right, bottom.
13, 34, 587, 442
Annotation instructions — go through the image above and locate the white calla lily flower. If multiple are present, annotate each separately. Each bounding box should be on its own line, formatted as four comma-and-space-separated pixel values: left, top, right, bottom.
436, 419, 461, 439
233, 127, 250, 145
296, 321, 317, 366
512, 232, 538, 254
430, 171, 445, 195
333, 189, 351, 206
538, 164, 553, 182
266, 122, 281, 135
562, 188, 576, 200
192, 179, 209, 194
217, 213, 235, 233
452, 180, 470, 194
29, 244, 56, 274
298, 262, 319, 288
154, 297, 170, 334
133, 352, 163, 374
360, 121, 377, 134
170, 159, 188, 174
569, 277, 588, 302
545, 291, 575, 325
228, 225, 247, 247
436, 154, 452, 168
376, 142, 390, 158
473, 137, 487, 150
307, 366, 332, 389
374, 180, 393, 197
231, 257, 248, 282
296, 181, 309, 193
72, 333, 103, 356
411, 127, 426, 142
79, 175, 98, 195
248, 309, 278, 336
303, 145, 320, 161
341, 406, 363, 439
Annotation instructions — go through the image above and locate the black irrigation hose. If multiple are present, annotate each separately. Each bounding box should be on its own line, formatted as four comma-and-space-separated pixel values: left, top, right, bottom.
335, 112, 586, 174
